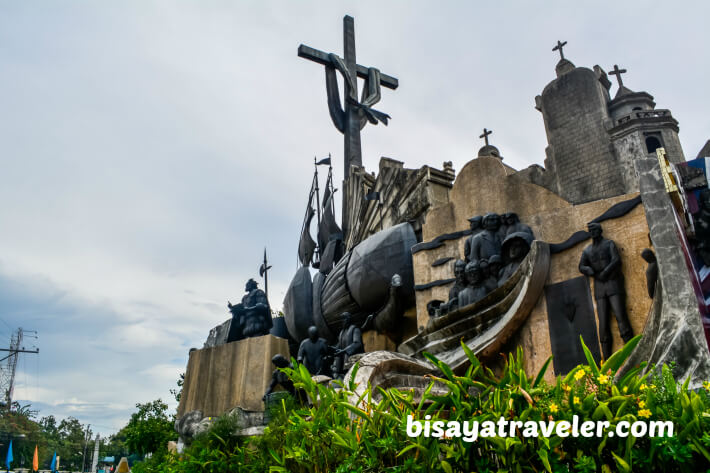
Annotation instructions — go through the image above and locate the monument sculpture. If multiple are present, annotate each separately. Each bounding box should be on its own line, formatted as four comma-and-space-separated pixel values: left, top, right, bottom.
264, 354, 295, 400
499, 232, 534, 283
227, 278, 272, 341
463, 216, 483, 262
578, 222, 633, 359
457, 261, 488, 307
503, 212, 534, 238
469, 213, 503, 265
297, 326, 330, 376
331, 312, 364, 379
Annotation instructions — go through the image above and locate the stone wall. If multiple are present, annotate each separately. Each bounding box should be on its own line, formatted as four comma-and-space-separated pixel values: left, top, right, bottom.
538, 66, 625, 204
178, 334, 289, 417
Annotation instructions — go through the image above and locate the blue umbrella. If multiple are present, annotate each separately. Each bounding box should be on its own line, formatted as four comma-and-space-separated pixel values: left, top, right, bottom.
50, 451, 57, 473
5, 439, 12, 472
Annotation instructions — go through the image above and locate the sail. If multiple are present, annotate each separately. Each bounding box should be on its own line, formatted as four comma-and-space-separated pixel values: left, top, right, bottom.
319, 193, 343, 251
298, 206, 317, 266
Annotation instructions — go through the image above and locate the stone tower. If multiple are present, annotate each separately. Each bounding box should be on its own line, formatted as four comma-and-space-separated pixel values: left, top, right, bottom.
535, 54, 684, 204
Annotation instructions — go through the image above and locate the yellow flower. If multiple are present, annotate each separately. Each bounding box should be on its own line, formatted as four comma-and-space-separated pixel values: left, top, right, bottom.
639, 383, 647, 391
573, 396, 580, 405
638, 400, 646, 408
704, 381, 710, 391
638, 409, 652, 418
650, 384, 656, 389
597, 374, 609, 384
549, 402, 559, 413
574, 370, 586, 381
622, 386, 628, 393
562, 384, 571, 392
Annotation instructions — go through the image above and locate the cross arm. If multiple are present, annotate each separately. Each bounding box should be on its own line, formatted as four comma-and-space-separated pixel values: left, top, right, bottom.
298, 44, 399, 90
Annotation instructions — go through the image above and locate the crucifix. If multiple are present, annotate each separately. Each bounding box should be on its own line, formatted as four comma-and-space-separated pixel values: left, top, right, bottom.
552, 40, 567, 60
298, 15, 399, 181
479, 128, 493, 146
609, 64, 627, 88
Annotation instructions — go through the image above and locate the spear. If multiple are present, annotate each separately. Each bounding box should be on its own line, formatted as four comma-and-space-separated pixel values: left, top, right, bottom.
259, 248, 272, 302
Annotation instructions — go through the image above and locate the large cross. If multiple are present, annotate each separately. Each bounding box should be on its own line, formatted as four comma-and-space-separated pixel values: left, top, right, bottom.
298, 15, 398, 181
552, 40, 567, 60
609, 64, 627, 88
479, 128, 492, 146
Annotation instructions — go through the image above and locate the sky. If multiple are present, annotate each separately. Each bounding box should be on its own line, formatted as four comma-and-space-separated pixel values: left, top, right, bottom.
0, 1, 707, 437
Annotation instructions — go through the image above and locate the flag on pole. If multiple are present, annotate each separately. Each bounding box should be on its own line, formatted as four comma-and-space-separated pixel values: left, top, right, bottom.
50, 451, 57, 473
5, 439, 12, 472
32, 445, 38, 472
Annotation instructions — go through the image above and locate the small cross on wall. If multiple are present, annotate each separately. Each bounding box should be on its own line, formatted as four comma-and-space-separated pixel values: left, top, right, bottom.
479, 128, 493, 146
552, 40, 567, 60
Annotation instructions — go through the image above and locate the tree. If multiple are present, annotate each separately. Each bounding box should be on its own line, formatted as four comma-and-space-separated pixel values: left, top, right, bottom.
170, 373, 185, 404
124, 400, 176, 456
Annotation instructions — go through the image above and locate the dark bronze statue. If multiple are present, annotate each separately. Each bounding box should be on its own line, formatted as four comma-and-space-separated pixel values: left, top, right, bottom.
499, 232, 533, 283
228, 278, 272, 341
458, 261, 488, 307
693, 188, 710, 267
464, 216, 483, 262
331, 312, 364, 379
297, 326, 330, 376
503, 212, 534, 238
487, 254, 503, 288
264, 354, 295, 400
468, 213, 503, 266
578, 222, 633, 359
481, 258, 498, 293
641, 248, 658, 299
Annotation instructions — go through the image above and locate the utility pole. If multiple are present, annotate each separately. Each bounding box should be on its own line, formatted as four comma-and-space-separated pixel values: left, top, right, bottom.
0, 328, 39, 408
81, 424, 91, 473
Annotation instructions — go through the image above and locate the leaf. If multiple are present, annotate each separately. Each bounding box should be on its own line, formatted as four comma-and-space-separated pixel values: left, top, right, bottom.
600, 335, 641, 375
533, 356, 553, 388
611, 452, 631, 473
538, 448, 552, 473
580, 335, 600, 377
441, 460, 453, 473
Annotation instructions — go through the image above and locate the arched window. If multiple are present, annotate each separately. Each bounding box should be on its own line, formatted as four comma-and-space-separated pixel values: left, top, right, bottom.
646, 136, 662, 154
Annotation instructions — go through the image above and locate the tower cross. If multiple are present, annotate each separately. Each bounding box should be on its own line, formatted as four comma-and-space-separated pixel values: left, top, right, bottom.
609, 64, 627, 88
479, 128, 493, 146
552, 40, 567, 60
298, 15, 398, 181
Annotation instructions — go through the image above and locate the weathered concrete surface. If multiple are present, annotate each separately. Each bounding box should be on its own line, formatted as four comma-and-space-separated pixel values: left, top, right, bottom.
343, 351, 446, 406
620, 156, 710, 387
178, 334, 289, 417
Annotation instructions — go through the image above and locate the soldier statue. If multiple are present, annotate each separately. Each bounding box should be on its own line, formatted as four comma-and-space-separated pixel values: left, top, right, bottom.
468, 213, 503, 266
578, 222, 633, 359
297, 326, 331, 376
463, 215, 483, 262
228, 278, 272, 341
331, 312, 364, 379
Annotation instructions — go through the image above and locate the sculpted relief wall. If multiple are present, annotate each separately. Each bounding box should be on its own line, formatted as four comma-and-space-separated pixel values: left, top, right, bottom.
412, 155, 652, 381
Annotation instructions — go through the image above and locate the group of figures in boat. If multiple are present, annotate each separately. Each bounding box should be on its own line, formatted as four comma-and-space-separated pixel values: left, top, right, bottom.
429, 212, 535, 317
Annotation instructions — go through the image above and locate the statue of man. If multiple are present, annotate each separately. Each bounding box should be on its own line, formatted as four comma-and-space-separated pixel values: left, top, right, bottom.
464, 216, 483, 262
579, 222, 633, 359
457, 261, 488, 307
331, 312, 364, 379
263, 354, 295, 400
469, 213, 503, 266
297, 326, 330, 376
229, 278, 272, 339
487, 254, 503, 288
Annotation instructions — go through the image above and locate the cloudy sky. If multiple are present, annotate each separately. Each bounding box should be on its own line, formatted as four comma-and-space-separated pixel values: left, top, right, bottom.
1, 1, 707, 436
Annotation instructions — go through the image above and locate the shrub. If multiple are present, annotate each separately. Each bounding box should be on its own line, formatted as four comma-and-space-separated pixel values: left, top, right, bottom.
134, 336, 710, 472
